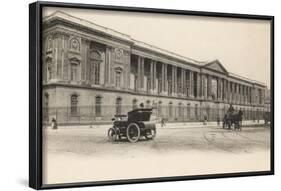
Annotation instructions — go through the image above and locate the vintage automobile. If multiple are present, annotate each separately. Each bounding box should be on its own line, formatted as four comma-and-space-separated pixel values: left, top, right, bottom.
108, 108, 156, 143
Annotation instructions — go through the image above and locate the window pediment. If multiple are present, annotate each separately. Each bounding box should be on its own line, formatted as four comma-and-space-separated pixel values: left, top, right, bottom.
68, 53, 81, 62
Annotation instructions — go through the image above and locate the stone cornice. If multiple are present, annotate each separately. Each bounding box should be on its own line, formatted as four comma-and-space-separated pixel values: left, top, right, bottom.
43, 82, 266, 108
43, 25, 132, 51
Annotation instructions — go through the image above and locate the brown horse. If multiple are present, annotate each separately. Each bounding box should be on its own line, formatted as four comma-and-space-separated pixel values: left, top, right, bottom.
223, 110, 243, 130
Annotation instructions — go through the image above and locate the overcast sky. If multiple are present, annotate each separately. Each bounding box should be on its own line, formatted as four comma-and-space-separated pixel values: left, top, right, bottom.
43, 7, 271, 87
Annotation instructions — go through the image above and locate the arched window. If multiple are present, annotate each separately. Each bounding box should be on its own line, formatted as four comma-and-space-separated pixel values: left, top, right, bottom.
169, 102, 173, 117
186, 103, 191, 119
90, 51, 102, 85
206, 105, 210, 120
116, 97, 122, 115
195, 104, 198, 120
95, 96, 102, 117
132, 99, 138, 110
178, 103, 183, 118
70, 94, 78, 116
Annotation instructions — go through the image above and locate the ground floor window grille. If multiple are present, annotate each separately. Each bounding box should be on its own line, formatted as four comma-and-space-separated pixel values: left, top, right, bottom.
116, 98, 122, 115
95, 96, 102, 117
70, 94, 78, 116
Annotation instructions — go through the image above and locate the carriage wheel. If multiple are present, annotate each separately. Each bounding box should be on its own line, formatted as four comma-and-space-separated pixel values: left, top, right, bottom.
145, 129, 156, 140
126, 123, 140, 143
108, 127, 117, 142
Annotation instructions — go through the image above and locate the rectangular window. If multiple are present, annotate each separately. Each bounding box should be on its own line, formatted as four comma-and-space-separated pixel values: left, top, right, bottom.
70, 64, 78, 82
94, 62, 100, 85
116, 71, 121, 88
116, 98, 122, 115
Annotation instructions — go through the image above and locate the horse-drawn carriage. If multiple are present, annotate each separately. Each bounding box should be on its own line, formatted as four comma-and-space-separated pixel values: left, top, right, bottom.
223, 110, 243, 130
108, 108, 156, 143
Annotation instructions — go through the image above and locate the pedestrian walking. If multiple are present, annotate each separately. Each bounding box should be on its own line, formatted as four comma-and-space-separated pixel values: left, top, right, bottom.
203, 115, 207, 125
161, 117, 166, 127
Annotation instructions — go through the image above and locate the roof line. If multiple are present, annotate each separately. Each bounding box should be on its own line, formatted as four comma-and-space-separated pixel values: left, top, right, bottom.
228, 72, 266, 86
43, 11, 267, 87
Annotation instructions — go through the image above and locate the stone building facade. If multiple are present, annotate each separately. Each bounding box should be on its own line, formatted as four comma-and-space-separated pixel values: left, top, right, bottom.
42, 11, 267, 124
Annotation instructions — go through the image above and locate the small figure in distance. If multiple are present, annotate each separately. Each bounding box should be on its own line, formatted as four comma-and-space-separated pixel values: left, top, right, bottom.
203, 115, 207, 125
217, 115, 220, 126
51, 117, 57, 130
161, 117, 166, 127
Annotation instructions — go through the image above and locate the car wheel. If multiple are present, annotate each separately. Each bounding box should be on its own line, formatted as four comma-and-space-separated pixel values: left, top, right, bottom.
108, 127, 117, 142
126, 123, 140, 143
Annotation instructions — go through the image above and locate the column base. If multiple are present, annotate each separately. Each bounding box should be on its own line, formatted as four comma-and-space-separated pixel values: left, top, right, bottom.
160, 91, 168, 96
189, 95, 194, 99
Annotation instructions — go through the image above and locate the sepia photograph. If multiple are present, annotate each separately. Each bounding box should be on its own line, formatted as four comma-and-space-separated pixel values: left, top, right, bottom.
37, 4, 273, 187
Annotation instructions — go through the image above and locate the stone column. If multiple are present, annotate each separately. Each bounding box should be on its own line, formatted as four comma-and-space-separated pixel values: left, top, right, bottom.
241, 85, 244, 104
182, 69, 186, 96
161, 63, 165, 94
217, 78, 221, 101
229, 82, 232, 103
202, 74, 207, 100
181, 68, 184, 96
237, 84, 240, 104
174, 67, 178, 95
164, 64, 168, 94
230, 81, 233, 103
190, 70, 194, 98
150, 60, 153, 93
249, 87, 250, 104
223, 79, 227, 102
105, 46, 112, 87
197, 72, 201, 99
239, 84, 243, 104
231, 82, 233, 103
171, 66, 175, 95
153, 61, 157, 93
207, 74, 211, 100
141, 57, 145, 91
243, 85, 246, 104
245, 86, 248, 104
137, 56, 141, 91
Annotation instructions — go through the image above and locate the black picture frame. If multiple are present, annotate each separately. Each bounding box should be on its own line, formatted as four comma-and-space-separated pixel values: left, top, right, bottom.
29, 1, 274, 190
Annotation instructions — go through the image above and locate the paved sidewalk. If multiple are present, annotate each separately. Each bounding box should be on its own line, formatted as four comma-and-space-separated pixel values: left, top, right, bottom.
45, 120, 266, 129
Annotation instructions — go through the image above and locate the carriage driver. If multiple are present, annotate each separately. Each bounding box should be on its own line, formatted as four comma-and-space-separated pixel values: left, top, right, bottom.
227, 104, 235, 114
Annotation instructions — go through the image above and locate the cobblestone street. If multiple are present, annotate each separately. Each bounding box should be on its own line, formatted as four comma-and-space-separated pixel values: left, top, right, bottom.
43, 125, 271, 185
